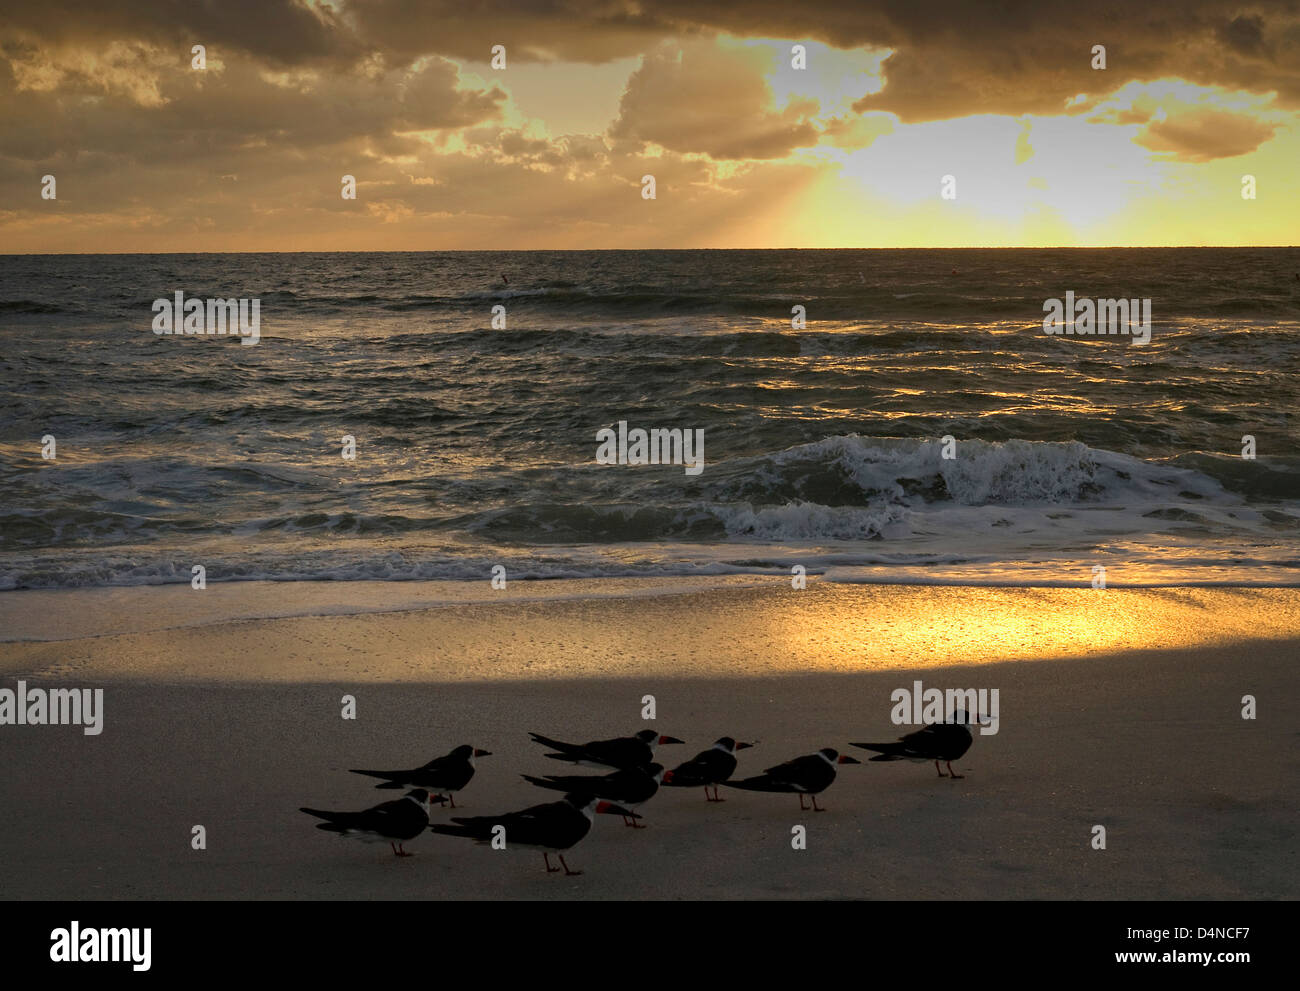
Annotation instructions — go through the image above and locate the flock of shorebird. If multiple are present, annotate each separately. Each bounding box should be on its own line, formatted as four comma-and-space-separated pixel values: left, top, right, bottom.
300, 715, 982, 875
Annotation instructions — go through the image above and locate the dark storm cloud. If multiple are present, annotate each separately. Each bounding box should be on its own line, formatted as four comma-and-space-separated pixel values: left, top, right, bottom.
7, 2, 1300, 117
837, 1, 1300, 120
1218, 14, 1267, 55
343, 0, 681, 63
0, 51, 505, 167
343, 0, 1300, 117
0, 0, 356, 66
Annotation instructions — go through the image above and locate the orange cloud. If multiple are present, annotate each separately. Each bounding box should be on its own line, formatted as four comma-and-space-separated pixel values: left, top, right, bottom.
1134, 107, 1278, 161
611, 41, 821, 159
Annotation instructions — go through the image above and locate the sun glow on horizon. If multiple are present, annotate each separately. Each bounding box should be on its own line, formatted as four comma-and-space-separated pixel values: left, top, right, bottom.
3, 21, 1298, 251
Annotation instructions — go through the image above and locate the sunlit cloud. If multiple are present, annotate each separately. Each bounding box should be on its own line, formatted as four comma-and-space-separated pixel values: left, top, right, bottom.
1, 1, 1297, 249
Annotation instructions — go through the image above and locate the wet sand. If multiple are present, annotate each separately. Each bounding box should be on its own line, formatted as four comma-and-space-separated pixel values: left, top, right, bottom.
0, 580, 1296, 899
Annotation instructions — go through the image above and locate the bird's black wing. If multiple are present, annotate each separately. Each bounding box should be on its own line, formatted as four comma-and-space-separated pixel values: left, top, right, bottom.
895, 723, 972, 757
669, 749, 731, 786
898, 724, 944, 749
421, 753, 459, 771
529, 732, 582, 755
579, 737, 632, 763
349, 766, 416, 781
761, 754, 821, 782
522, 773, 583, 792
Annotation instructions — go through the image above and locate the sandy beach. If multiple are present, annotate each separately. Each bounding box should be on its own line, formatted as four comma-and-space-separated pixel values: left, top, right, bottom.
0, 578, 1295, 900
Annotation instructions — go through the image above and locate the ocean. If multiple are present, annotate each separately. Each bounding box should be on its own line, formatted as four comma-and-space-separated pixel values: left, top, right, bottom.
1, 248, 1297, 591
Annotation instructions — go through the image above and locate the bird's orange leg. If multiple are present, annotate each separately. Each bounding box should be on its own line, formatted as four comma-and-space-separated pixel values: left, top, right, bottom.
559, 855, 583, 877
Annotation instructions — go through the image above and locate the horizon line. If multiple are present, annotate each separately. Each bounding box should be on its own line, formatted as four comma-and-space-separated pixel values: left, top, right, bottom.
5, 245, 1300, 256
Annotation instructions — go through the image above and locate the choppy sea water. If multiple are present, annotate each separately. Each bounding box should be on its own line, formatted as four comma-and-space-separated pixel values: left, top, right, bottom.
1, 248, 1297, 591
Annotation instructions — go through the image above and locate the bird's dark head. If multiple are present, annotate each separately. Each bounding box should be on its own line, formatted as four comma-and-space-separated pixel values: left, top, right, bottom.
449, 745, 474, 759
715, 737, 753, 752
634, 729, 658, 743
819, 748, 859, 765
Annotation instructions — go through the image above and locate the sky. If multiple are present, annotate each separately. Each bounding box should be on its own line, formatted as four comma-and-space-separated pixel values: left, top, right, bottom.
2, 0, 1299, 251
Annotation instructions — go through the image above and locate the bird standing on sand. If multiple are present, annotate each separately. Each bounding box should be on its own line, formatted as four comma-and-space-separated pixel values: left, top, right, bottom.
522, 763, 669, 827
664, 737, 753, 802
349, 744, 491, 807
428, 792, 638, 876
723, 748, 859, 811
529, 729, 684, 770
851, 710, 982, 778
300, 789, 442, 857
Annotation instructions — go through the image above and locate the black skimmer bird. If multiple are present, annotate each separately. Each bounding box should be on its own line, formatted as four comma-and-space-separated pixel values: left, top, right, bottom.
300, 789, 442, 857
528, 729, 684, 770
663, 737, 753, 802
851, 709, 985, 778
521, 763, 669, 827
723, 748, 859, 811
349, 744, 491, 807
428, 792, 637, 875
